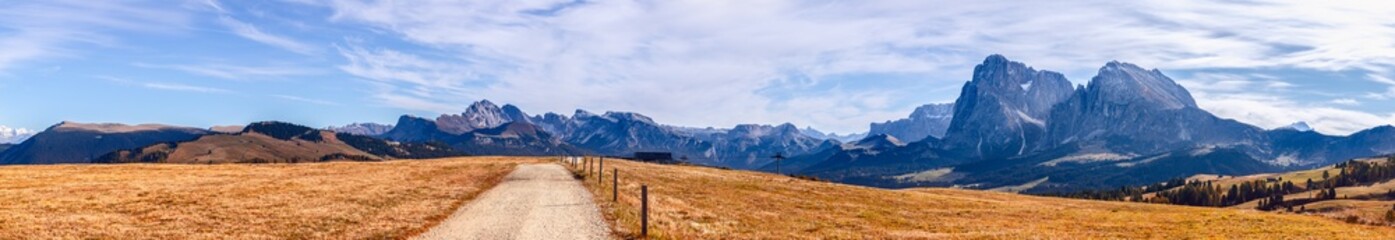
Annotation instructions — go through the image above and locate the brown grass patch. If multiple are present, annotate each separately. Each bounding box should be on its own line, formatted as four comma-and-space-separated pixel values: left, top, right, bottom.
573, 158, 1395, 239
0, 156, 541, 239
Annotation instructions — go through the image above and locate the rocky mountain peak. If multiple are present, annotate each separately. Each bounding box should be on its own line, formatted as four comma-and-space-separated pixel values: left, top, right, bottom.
1087, 61, 1197, 110
436, 100, 517, 134
501, 104, 532, 124
602, 112, 656, 125
1277, 121, 1314, 132
943, 54, 1074, 159
573, 109, 598, 119
1039, 60, 1263, 156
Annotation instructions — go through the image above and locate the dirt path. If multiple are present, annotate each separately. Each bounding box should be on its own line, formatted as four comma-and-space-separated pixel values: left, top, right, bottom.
415, 164, 611, 240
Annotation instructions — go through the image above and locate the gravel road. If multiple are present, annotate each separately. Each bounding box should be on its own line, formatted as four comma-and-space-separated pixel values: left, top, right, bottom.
415, 164, 612, 240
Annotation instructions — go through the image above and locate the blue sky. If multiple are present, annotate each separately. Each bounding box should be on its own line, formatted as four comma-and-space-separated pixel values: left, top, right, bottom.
0, 0, 1392, 136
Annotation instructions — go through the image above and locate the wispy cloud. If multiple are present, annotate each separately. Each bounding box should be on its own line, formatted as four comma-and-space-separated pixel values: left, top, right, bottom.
133, 62, 318, 80
0, 1, 189, 73
204, 0, 318, 55
273, 95, 339, 106
1365, 74, 1395, 100
101, 76, 233, 94
219, 16, 318, 55
1179, 73, 1391, 135
1330, 98, 1360, 106
142, 83, 232, 94
316, 0, 1395, 132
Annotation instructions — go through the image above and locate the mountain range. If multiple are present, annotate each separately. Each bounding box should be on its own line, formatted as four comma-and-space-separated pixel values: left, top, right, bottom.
781, 55, 1395, 193
1, 54, 1390, 194
375, 101, 836, 169
0, 122, 209, 164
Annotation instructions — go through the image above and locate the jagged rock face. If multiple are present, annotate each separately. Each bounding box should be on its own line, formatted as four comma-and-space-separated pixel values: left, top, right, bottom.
328, 123, 394, 136
1040, 62, 1266, 156
712, 123, 827, 169
381, 115, 581, 155
942, 55, 1074, 159
529, 112, 572, 135
452, 122, 584, 156
563, 111, 715, 162
435, 100, 520, 134
869, 103, 954, 142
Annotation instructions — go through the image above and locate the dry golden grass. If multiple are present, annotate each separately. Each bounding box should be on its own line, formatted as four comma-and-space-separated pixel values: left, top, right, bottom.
0, 156, 541, 239
573, 158, 1395, 239
1302, 200, 1395, 226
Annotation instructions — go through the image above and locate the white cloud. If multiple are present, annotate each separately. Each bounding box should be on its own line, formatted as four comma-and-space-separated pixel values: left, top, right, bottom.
1193, 92, 1393, 135
1330, 98, 1360, 106
307, 0, 1395, 133
0, 125, 37, 143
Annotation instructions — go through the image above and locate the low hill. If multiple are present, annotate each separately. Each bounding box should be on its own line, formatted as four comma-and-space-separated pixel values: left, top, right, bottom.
0, 122, 208, 164
0, 157, 538, 239
574, 158, 1395, 238
97, 122, 461, 164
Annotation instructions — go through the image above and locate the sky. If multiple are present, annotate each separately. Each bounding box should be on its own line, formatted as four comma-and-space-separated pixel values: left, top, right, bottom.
0, 0, 1392, 136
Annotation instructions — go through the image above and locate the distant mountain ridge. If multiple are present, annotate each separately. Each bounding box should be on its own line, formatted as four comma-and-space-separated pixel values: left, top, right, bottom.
0, 122, 209, 164
97, 121, 461, 164
800, 127, 866, 142
376, 101, 835, 169
868, 103, 953, 142
328, 122, 394, 136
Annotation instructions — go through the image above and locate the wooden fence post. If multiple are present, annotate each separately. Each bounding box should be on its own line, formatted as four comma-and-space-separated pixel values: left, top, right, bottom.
642, 185, 649, 238
612, 168, 618, 202
599, 157, 604, 184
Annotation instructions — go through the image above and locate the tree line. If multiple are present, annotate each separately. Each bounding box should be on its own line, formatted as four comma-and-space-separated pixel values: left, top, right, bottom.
1051, 156, 1395, 210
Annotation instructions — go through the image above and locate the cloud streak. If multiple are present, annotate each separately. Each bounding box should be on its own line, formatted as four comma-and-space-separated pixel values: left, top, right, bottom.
219, 16, 319, 55
0, 1, 189, 73
274, 95, 339, 106
133, 62, 318, 80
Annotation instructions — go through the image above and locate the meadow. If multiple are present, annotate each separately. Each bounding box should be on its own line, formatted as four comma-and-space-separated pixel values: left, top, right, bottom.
0, 157, 539, 239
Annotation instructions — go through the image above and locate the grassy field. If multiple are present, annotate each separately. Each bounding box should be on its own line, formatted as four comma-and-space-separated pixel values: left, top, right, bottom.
0, 157, 539, 239
1301, 200, 1395, 225
572, 158, 1395, 239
